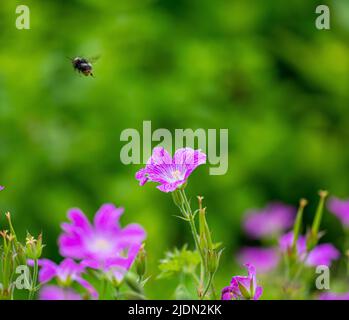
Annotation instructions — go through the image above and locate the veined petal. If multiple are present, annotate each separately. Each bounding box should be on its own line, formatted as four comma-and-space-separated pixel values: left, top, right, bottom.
157, 181, 184, 193
173, 148, 206, 166
147, 147, 172, 165
135, 168, 149, 186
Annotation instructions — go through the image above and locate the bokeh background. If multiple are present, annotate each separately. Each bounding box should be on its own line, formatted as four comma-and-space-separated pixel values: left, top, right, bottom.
1, 0, 349, 299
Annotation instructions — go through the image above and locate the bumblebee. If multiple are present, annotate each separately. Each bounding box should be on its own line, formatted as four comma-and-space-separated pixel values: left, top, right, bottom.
71, 56, 98, 77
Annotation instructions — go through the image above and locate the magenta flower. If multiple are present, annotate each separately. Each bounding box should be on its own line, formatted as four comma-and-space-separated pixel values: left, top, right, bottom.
32, 258, 97, 298
243, 203, 296, 239
279, 232, 340, 267
135, 147, 206, 193
327, 197, 349, 227
221, 264, 263, 300
237, 247, 279, 273
58, 204, 146, 281
0, 186, 4, 191
319, 292, 349, 300
39, 285, 82, 300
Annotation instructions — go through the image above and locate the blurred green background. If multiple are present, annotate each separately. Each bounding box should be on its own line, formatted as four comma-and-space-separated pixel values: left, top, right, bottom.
1, 0, 349, 299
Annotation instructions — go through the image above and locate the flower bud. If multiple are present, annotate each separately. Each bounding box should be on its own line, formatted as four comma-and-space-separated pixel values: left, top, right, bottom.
124, 273, 143, 294
135, 244, 147, 279
172, 190, 184, 208
198, 197, 213, 252
207, 249, 217, 274
291, 198, 307, 255
307, 190, 328, 250
238, 282, 252, 300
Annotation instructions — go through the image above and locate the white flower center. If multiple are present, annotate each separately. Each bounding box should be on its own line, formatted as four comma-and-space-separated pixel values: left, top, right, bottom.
172, 170, 182, 180
90, 237, 113, 253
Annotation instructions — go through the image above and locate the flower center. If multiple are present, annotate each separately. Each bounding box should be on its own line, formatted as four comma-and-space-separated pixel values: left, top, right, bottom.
172, 170, 182, 180
90, 237, 113, 253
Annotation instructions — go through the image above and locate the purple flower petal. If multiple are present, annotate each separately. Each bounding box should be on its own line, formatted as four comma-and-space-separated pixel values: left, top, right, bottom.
173, 148, 206, 166
237, 247, 279, 273
37, 259, 58, 283
327, 197, 349, 227
306, 244, 340, 267
254, 286, 263, 300
39, 285, 82, 300
244, 203, 296, 239
67, 208, 92, 234
94, 204, 123, 232
147, 147, 172, 165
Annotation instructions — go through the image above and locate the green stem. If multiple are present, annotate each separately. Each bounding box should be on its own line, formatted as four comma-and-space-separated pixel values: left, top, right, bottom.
101, 277, 108, 300
202, 273, 213, 298
28, 259, 38, 300
210, 283, 217, 300
179, 189, 203, 259
179, 189, 211, 299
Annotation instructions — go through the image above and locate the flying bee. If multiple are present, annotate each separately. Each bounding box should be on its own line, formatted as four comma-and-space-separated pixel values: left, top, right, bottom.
71, 56, 99, 77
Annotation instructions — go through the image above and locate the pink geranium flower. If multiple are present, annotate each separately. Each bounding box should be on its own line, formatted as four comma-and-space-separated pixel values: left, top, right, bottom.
221, 264, 263, 300
237, 247, 279, 273
243, 203, 296, 239
279, 232, 340, 267
33, 258, 97, 298
327, 196, 349, 228
135, 147, 206, 192
39, 285, 82, 300
58, 204, 146, 281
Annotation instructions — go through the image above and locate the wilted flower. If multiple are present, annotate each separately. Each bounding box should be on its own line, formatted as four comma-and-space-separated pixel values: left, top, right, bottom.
135, 147, 206, 192
279, 232, 340, 267
25, 233, 44, 260
327, 197, 349, 228
31, 258, 97, 298
221, 264, 263, 300
58, 204, 146, 282
319, 292, 349, 300
237, 247, 279, 273
243, 203, 296, 239
39, 285, 82, 300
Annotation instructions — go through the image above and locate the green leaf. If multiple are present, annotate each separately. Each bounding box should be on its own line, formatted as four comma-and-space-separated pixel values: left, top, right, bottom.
157, 245, 200, 279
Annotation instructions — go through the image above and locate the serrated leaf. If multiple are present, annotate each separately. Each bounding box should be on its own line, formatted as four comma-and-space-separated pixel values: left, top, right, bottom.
157, 245, 200, 279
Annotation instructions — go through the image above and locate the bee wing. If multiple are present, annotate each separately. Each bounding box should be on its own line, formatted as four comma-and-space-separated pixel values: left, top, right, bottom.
88, 55, 101, 63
